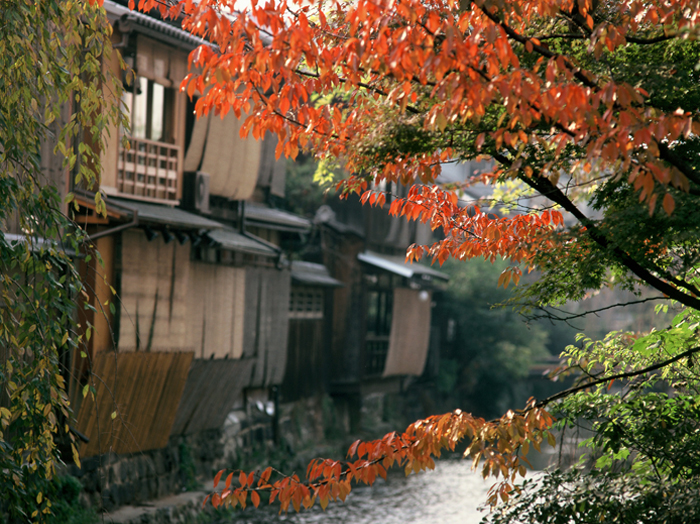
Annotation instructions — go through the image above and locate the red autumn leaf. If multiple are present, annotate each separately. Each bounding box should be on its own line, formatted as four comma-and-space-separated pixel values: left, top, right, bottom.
663, 193, 675, 215
213, 469, 224, 489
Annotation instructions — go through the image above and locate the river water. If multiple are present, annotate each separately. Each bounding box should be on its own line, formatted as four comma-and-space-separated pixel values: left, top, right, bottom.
228, 459, 496, 524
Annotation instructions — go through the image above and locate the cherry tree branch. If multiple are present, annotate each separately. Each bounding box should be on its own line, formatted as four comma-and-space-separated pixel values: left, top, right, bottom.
524, 296, 668, 323
490, 153, 700, 310
536, 345, 700, 408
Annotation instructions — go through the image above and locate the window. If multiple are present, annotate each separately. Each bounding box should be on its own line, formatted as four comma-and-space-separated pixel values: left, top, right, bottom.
117, 77, 179, 201
289, 288, 324, 319
365, 288, 393, 376
366, 289, 392, 338
121, 77, 174, 143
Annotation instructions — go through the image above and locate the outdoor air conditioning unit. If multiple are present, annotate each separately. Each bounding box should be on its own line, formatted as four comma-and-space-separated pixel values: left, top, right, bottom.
182, 171, 210, 214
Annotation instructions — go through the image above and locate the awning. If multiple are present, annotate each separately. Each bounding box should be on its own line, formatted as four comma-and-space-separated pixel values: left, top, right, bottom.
358, 251, 449, 282
110, 197, 223, 230
2, 233, 77, 256
245, 203, 312, 233
291, 261, 343, 287
206, 229, 278, 257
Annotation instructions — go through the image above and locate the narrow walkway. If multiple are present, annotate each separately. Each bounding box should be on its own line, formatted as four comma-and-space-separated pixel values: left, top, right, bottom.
102, 490, 209, 524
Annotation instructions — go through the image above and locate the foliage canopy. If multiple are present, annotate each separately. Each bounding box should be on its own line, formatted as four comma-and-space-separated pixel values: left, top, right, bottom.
134, 0, 700, 518
0, 0, 119, 520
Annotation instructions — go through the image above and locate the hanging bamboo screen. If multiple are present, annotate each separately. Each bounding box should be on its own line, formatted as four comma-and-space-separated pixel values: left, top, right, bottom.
170, 358, 255, 436
75, 351, 193, 457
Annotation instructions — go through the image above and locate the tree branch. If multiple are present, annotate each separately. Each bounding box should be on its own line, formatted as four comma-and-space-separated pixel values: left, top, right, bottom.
626, 34, 675, 45
476, 5, 598, 89
657, 141, 700, 188
536, 345, 700, 408
525, 296, 668, 323
501, 161, 700, 311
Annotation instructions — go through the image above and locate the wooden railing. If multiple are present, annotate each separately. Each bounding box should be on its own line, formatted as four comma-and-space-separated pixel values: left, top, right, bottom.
117, 136, 180, 202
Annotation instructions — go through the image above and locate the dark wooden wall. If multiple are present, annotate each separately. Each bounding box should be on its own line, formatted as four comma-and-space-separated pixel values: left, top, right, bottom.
320, 229, 365, 390
243, 267, 291, 388
281, 319, 325, 402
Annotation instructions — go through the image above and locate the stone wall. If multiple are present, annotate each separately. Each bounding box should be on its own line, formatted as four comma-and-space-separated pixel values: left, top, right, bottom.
64, 406, 278, 512
64, 428, 224, 511
62, 393, 409, 515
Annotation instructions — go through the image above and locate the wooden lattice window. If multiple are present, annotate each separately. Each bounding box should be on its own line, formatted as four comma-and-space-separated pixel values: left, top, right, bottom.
289, 288, 324, 319
118, 77, 180, 202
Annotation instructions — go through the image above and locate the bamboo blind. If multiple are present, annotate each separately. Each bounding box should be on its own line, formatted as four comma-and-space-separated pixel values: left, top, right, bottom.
170, 358, 255, 436
75, 351, 193, 457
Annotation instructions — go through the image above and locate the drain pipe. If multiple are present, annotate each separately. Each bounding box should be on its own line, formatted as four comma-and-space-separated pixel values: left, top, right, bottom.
238, 200, 246, 233
80, 194, 139, 241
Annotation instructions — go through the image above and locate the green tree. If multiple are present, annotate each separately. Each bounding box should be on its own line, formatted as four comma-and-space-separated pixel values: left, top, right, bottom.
486, 307, 700, 523
436, 259, 550, 419
279, 154, 329, 218
150, 0, 700, 517
0, 1, 121, 521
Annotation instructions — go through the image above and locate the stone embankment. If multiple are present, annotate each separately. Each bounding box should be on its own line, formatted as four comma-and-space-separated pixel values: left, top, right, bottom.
64, 395, 367, 523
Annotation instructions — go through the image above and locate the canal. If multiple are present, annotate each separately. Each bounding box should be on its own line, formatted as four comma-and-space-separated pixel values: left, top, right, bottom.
229, 458, 495, 524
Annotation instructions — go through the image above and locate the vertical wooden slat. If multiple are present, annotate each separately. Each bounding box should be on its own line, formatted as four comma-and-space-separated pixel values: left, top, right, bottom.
75, 351, 193, 457
170, 358, 255, 435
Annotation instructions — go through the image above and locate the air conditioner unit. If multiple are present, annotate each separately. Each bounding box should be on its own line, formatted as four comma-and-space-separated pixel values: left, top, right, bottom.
182, 171, 210, 214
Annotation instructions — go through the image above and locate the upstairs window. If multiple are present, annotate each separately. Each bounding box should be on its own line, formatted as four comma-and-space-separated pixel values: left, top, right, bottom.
121, 77, 174, 143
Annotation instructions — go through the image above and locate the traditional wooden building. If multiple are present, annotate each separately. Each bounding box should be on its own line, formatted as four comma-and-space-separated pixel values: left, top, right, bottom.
12, 0, 449, 481
64, 0, 313, 458
312, 189, 449, 428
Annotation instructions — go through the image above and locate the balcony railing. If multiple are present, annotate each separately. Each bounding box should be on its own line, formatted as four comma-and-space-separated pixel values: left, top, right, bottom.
365, 336, 389, 377
117, 136, 180, 202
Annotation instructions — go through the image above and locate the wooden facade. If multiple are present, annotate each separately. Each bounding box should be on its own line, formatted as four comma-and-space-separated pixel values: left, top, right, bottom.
65, 1, 301, 455
317, 192, 448, 396
32, 0, 451, 468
